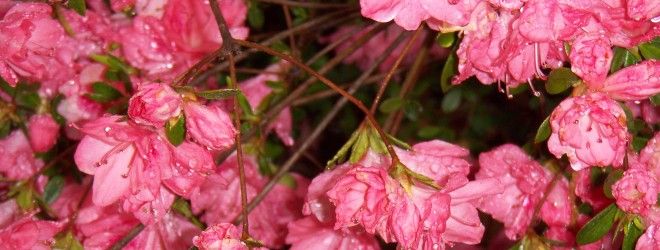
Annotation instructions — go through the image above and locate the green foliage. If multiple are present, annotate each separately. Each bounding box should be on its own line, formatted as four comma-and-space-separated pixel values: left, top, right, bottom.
165, 114, 186, 147
545, 68, 580, 94
576, 204, 620, 245
68, 0, 86, 16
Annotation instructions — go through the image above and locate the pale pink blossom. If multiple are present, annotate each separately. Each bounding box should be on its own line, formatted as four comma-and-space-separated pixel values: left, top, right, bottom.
597, 60, 660, 101
612, 168, 658, 215
239, 62, 294, 145
124, 213, 201, 250
626, 0, 660, 22
194, 223, 266, 250
183, 101, 236, 151
286, 216, 380, 250
548, 92, 629, 170
641, 132, 660, 179
0, 212, 65, 250
128, 82, 182, 127
637, 224, 660, 249
570, 33, 613, 85
27, 113, 60, 153
0, 130, 44, 179
0, 199, 19, 228
476, 144, 571, 240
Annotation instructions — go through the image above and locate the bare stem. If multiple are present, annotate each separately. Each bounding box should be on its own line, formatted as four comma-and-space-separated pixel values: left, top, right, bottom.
369, 26, 423, 113
109, 224, 145, 250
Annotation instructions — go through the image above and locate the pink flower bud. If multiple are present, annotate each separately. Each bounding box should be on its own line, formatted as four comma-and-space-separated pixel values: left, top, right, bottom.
128, 82, 182, 127
570, 33, 613, 86
598, 60, 660, 101
548, 93, 629, 170
637, 224, 660, 249
612, 168, 658, 215
183, 102, 236, 151
27, 114, 60, 153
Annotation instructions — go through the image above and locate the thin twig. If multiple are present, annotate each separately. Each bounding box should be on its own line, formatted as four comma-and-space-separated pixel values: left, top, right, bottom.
234, 32, 409, 222
109, 224, 145, 250
369, 26, 424, 113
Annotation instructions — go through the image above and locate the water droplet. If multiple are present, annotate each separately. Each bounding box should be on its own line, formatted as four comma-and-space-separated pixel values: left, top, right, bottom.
152, 209, 158, 215
432, 244, 440, 249
105, 127, 111, 133
597, 138, 603, 143
574, 120, 579, 124
121, 173, 129, 178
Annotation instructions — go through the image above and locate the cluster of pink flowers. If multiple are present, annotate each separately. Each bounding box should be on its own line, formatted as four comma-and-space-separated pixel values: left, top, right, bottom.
0, 0, 659, 248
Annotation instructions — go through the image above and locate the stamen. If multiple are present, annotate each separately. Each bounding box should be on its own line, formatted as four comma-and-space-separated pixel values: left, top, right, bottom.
528, 79, 541, 97
534, 43, 547, 80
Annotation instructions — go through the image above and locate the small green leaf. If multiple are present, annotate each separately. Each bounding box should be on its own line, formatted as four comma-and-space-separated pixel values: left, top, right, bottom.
237, 93, 255, 117
436, 32, 455, 48
349, 130, 369, 164
604, 169, 624, 199
402, 100, 421, 121
632, 136, 650, 153
368, 126, 388, 154
546, 68, 580, 94
386, 133, 412, 150
43, 175, 65, 204
195, 89, 240, 100
534, 116, 551, 143
16, 92, 41, 110
0, 76, 15, 96
379, 97, 405, 114
247, 3, 265, 29
326, 129, 360, 169
68, 0, 86, 16
564, 42, 572, 56
404, 166, 439, 189
165, 115, 186, 147
611, 47, 641, 73
650, 93, 660, 106
265, 80, 285, 90
0, 121, 10, 139
440, 51, 458, 93
86, 82, 123, 103
89, 54, 135, 74
441, 89, 462, 113
53, 231, 84, 250
278, 173, 298, 189
172, 197, 205, 229
418, 127, 442, 139
639, 37, 660, 60
50, 94, 67, 126
576, 204, 619, 245
17, 186, 34, 210
622, 220, 643, 250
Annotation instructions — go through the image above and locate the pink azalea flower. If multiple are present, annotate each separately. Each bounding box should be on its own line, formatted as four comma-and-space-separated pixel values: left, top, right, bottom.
239, 62, 294, 146
286, 216, 380, 250
612, 168, 658, 215
194, 223, 266, 250
574, 168, 610, 211
128, 82, 183, 127
0, 3, 70, 87
548, 92, 629, 170
637, 224, 660, 249
641, 132, 660, 179
0, 212, 65, 250
476, 144, 571, 240
183, 101, 236, 151
125, 213, 201, 250
626, 100, 660, 125
626, 0, 660, 22
190, 154, 309, 248
0, 130, 44, 179
569, 33, 613, 85
27, 113, 60, 153
0, 199, 19, 228
596, 60, 660, 101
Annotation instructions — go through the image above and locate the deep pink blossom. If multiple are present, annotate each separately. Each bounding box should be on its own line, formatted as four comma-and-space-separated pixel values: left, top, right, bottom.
597, 60, 660, 101
476, 144, 571, 240
239, 62, 294, 145
191, 154, 308, 248
0, 130, 44, 179
626, 100, 660, 125
128, 82, 182, 127
574, 168, 610, 211
612, 168, 658, 215
626, 0, 660, 22
286, 216, 380, 250
548, 92, 629, 170
183, 101, 236, 151
194, 223, 266, 250
641, 132, 660, 179
27, 114, 60, 153
0, 212, 65, 250
125, 213, 201, 250
570, 33, 613, 85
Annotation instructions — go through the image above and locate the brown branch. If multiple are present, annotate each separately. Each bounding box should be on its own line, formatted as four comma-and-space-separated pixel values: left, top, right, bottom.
109, 224, 145, 250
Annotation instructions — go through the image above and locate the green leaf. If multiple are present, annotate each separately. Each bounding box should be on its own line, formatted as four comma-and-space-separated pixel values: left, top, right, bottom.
16, 186, 34, 210
534, 116, 551, 143
278, 173, 298, 189
89, 54, 135, 74
171, 197, 205, 229
16, 92, 41, 110
349, 130, 369, 164
402, 100, 421, 121
441, 89, 462, 113
639, 37, 660, 60
68, 0, 86, 16
85, 82, 123, 103
195, 89, 240, 100
440, 51, 458, 93
604, 169, 624, 199
650, 93, 660, 106
576, 204, 619, 245
436, 32, 455, 48
238, 93, 255, 117
54, 231, 84, 250
265, 80, 285, 90
0, 76, 15, 96
247, 3, 265, 29
326, 129, 360, 169
632, 136, 650, 153
43, 175, 65, 204
545, 68, 580, 94
0, 121, 10, 139
564, 42, 572, 56
611, 47, 641, 73
622, 220, 643, 250
368, 126, 388, 154
165, 115, 186, 147
386, 133, 412, 150
379, 97, 405, 114
50, 94, 67, 126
